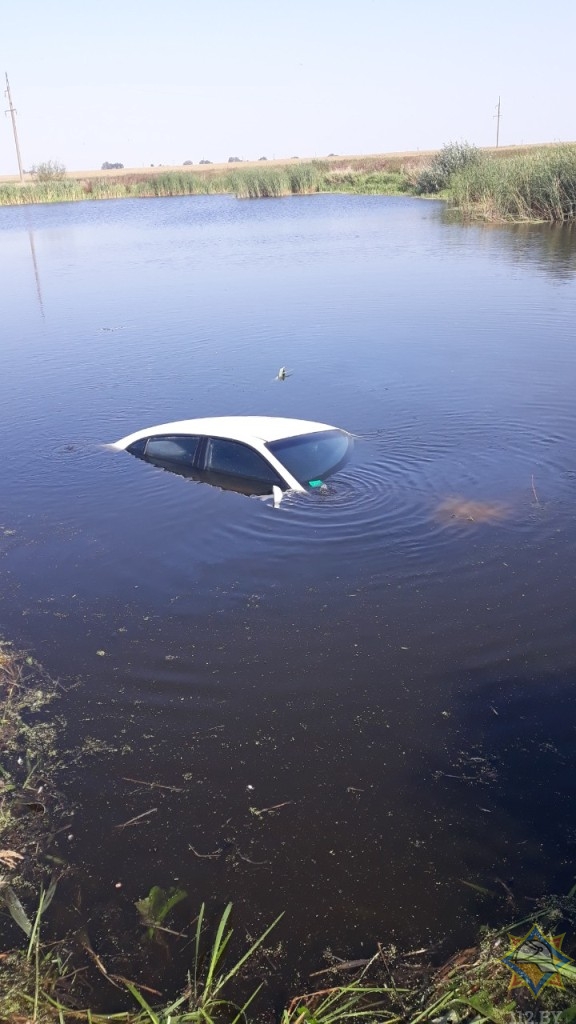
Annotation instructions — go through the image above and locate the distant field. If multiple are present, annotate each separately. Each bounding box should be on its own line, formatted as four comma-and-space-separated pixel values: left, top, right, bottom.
1, 143, 572, 184
64, 151, 438, 179
0, 152, 432, 183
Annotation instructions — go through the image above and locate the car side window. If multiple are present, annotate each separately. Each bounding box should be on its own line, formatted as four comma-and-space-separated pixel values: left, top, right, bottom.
142, 435, 200, 464
126, 438, 148, 457
205, 438, 281, 484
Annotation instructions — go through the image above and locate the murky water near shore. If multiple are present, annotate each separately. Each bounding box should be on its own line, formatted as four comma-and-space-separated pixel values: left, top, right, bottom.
1, 195, 576, 986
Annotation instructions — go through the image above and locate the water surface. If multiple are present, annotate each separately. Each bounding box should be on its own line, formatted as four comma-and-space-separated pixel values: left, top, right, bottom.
1, 194, 576, 986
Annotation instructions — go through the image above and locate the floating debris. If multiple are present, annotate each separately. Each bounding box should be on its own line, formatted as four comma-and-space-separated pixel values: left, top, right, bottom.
135, 884, 187, 942
115, 807, 158, 829
0, 849, 24, 870
434, 496, 509, 525
274, 366, 293, 381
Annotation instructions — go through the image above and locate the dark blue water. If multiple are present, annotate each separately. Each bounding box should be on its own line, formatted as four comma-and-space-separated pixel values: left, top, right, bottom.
1, 195, 576, 986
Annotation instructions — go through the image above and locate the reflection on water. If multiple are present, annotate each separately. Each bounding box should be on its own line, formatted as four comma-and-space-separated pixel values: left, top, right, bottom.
0, 194, 576, 990
27, 228, 44, 317
502, 221, 576, 279
441, 206, 576, 280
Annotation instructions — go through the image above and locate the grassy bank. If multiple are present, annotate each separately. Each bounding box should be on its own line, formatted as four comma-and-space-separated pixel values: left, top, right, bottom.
448, 144, 576, 222
4, 888, 576, 1023
0, 643, 61, 873
2, 145, 576, 220
3, 642, 576, 1020
0, 642, 65, 1021
0, 160, 408, 205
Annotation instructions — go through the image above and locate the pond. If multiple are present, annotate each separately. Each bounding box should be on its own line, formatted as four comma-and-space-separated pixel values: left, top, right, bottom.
1, 194, 576, 988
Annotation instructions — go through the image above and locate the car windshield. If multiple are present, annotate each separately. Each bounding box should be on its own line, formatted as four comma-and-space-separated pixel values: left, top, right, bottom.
267, 430, 352, 486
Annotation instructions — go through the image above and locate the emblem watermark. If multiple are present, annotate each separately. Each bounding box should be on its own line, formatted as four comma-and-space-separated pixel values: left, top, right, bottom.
501, 923, 574, 997
508, 1014, 563, 1024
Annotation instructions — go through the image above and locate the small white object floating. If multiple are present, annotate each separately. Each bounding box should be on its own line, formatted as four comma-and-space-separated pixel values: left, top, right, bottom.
275, 366, 292, 381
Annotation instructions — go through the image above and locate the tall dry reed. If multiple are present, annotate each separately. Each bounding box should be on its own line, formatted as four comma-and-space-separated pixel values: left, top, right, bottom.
450, 145, 576, 222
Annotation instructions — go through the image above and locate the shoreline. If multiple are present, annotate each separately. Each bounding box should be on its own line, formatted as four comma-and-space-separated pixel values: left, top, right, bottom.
1, 141, 574, 185
2, 641, 576, 1018
2, 142, 576, 222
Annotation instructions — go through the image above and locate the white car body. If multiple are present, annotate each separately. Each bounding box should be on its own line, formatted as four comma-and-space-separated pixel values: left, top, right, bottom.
110, 415, 351, 495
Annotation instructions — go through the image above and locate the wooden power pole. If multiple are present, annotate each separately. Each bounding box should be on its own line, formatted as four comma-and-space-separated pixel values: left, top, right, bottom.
4, 73, 24, 181
494, 96, 502, 148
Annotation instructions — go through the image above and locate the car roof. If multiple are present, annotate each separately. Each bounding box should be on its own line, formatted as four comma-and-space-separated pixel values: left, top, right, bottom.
113, 415, 342, 448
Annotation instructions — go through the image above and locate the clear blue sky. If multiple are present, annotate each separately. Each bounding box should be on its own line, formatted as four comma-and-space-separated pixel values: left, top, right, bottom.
2, 0, 575, 174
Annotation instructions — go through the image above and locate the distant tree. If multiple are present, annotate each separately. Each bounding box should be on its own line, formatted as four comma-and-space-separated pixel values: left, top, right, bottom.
199, 159, 212, 165
101, 161, 124, 170
31, 160, 66, 181
258, 156, 268, 161
228, 156, 242, 163
183, 160, 193, 165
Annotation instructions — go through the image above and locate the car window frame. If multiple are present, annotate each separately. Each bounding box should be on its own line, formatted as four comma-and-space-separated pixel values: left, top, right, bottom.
128, 433, 203, 468
265, 429, 352, 486
200, 435, 286, 488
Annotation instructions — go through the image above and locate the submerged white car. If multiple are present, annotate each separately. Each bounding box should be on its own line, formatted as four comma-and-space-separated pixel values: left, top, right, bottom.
110, 416, 353, 498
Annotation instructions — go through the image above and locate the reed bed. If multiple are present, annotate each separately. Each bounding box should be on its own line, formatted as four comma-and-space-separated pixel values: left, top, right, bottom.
225, 166, 292, 198
323, 169, 408, 194
0, 161, 407, 205
450, 144, 576, 222
0, 179, 86, 204
3, 146, 576, 220
210, 161, 328, 198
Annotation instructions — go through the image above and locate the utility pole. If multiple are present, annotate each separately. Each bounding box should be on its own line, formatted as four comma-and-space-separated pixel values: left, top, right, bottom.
494, 96, 502, 148
4, 73, 24, 181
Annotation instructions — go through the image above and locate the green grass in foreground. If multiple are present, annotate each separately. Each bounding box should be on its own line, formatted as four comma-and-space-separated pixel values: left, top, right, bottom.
3, 646, 576, 1022
0, 644, 60, 860
4, 891, 576, 1023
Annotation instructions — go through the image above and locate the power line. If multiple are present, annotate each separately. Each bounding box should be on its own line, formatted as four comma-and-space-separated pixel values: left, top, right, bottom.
494, 96, 502, 148
4, 73, 24, 181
